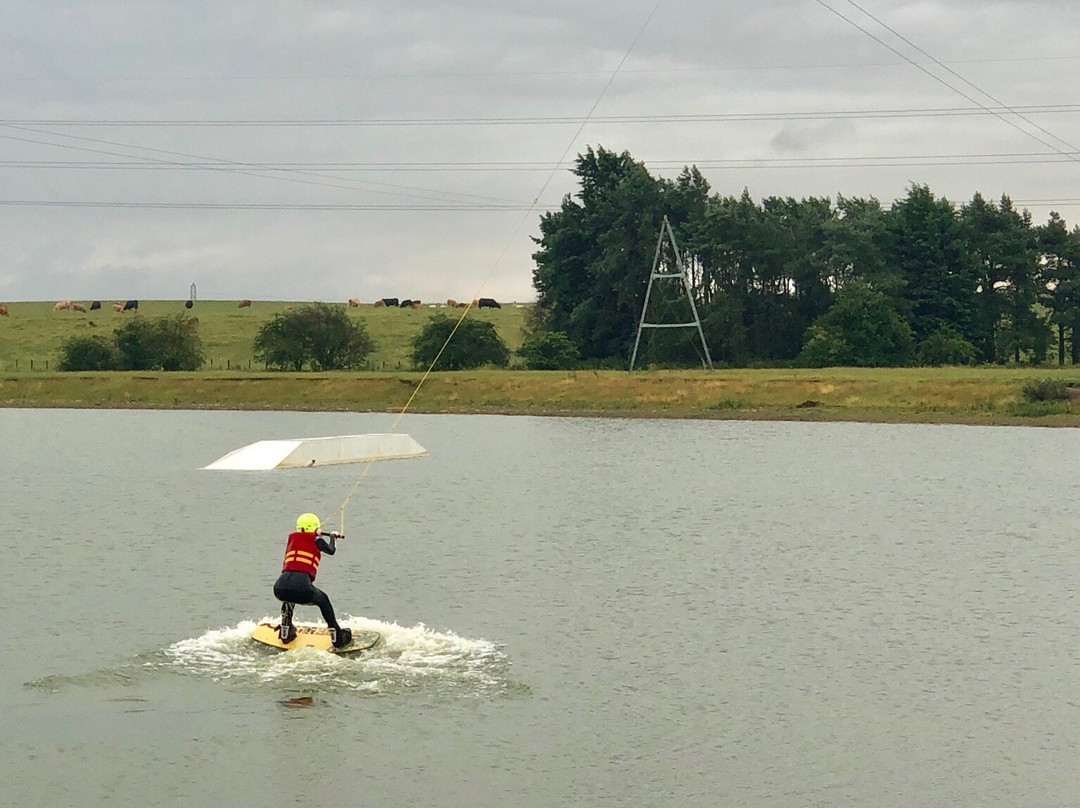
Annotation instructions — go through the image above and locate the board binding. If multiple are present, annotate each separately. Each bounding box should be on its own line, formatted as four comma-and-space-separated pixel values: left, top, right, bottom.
251, 622, 380, 654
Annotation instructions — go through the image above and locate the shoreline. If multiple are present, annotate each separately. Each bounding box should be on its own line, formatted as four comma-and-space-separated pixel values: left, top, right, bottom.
3, 368, 1080, 427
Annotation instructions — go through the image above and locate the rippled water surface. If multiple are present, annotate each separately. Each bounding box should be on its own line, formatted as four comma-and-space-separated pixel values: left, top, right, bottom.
3, 409, 1079, 807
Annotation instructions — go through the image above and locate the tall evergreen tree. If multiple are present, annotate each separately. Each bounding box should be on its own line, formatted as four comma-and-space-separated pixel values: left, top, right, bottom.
532, 146, 666, 361
884, 185, 978, 345
961, 193, 1040, 363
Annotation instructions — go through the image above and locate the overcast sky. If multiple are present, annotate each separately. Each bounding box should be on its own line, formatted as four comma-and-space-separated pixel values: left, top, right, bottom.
3, 0, 1079, 303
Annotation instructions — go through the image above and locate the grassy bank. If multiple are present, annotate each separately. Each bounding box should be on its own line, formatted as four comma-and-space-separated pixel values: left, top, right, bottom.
4, 367, 1080, 426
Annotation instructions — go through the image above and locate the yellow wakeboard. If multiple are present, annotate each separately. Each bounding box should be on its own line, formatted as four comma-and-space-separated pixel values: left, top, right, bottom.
251, 623, 380, 654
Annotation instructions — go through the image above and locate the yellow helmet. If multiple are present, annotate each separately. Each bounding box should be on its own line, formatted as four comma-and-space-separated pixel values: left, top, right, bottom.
296, 513, 321, 533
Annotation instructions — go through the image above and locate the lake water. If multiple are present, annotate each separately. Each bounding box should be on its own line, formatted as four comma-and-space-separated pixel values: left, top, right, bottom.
2, 408, 1079, 807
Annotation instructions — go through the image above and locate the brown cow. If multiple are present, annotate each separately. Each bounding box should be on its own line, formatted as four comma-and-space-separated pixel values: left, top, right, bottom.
238, 299, 252, 308
348, 298, 360, 307
54, 300, 71, 311
113, 303, 124, 312
0, 303, 8, 317
446, 299, 458, 308
410, 300, 422, 309
71, 303, 87, 313
187, 317, 199, 325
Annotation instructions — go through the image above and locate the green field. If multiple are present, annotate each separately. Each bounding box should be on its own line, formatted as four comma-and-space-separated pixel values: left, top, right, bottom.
0, 299, 529, 372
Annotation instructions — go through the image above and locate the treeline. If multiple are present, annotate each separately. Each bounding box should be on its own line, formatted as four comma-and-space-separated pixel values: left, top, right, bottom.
531, 146, 1080, 367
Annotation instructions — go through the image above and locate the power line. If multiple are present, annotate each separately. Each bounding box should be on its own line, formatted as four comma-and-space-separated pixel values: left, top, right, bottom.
0, 125, 527, 208
5, 196, 1080, 212
1, 151, 1077, 172
7, 54, 1080, 83
836, 0, 1080, 156
0, 200, 550, 211
3, 104, 1080, 127
814, 0, 1080, 165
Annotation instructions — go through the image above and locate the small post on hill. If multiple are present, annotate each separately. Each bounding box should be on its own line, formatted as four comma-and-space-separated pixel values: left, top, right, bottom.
630, 215, 713, 371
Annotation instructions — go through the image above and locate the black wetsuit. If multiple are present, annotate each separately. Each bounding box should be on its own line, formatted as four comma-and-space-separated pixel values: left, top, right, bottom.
274, 534, 340, 630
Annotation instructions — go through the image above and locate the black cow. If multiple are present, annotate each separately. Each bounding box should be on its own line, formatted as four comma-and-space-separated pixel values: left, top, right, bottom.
400, 299, 413, 307
89, 300, 101, 311
381, 298, 399, 307
123, 300, 139, 311
478, 297, 501, 309
185, 299, 194, 309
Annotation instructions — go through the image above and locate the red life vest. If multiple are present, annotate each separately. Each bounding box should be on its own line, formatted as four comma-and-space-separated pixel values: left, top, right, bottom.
282, 531, 321, 579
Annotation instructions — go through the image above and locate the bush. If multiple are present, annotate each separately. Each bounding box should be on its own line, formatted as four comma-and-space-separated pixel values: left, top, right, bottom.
253, 303, 374, 371
517, 331, 579, 369
917, 326, 977, 366
57, 335, 121, 371
115, 314, 204, 371
1021, 377, 1068, 402
797, 325, 848, 368
58, 315, 203, 371
411, 314, 509, 370
796, 283, 914, 367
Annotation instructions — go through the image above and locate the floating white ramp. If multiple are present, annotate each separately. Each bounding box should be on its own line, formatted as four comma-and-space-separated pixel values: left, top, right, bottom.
203, 433, 427, 471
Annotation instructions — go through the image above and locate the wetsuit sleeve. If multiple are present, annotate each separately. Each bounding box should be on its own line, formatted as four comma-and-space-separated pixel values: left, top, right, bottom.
315, 535, 337, 555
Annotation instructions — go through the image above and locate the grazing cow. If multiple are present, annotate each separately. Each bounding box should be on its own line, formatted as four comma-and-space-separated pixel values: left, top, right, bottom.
113, 303, 124, 312
446, 299, 458, 308
411, 300, 422, 309
478, 297, 501, 309
348, 298, 360, 307
374, 299, 386, 308
89, 300, 101, 311
71, 303, 87, 313
380, 298, 399, 307
123, 300, 138, 311
456, 302, 468, 308
0, 304, 8, 317
185, 299, 194, 309
400, 299, 414, 308
187, 317, 199, 325
54, 300, 71, 311
238, 299, 252, 308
